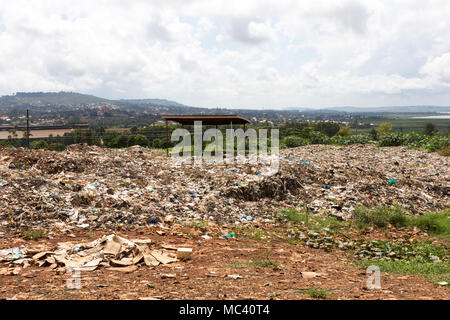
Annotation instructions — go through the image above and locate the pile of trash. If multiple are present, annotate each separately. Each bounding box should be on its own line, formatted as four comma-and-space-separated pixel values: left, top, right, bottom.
0, 144, 448, 232
0, 234, 191, 275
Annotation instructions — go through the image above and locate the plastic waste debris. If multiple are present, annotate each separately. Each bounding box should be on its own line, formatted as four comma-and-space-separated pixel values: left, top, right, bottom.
0, 247, 25, 261
388, 179, 397, 185
0, 144, 447, 229
222, 233, 236, 238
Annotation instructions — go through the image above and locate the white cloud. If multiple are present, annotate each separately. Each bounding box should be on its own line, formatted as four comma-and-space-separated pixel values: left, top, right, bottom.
420, 52, 450, 84
0, 0, 449, 108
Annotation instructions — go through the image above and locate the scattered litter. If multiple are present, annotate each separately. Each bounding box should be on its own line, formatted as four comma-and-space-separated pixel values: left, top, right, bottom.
0, 234, 181, 273
0, 247, 25, 261
222, 233, 236, 238
176, 248, 193, 261
301, 271, 323, 279
388, 179, 397, 185
0, 144, 447, 230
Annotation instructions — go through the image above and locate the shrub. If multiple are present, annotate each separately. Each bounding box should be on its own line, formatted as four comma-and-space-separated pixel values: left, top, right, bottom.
369, 128, 378, 141
377, 132, 405, 147
424, 135, 449, 152
23, 229, 46, 240
30, 140, 49, 149
330, 135, 369, 146
353, 206, 408, 229
337, 126, 351, 136
424, 123, 438, 136
377, 122, 393, 136
152, 138, 164, 148
314, 122, 341, 137
134, 134, 150, 147
48, 142, 66, 151
437, 147, 450, 156
283, 136, 308, 148
309, 131, 330, 145
409, 211, 450, 237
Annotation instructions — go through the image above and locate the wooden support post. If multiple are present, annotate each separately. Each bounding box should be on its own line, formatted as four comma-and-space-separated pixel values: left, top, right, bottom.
165, 120, 169, 157
26, 109, 30, 148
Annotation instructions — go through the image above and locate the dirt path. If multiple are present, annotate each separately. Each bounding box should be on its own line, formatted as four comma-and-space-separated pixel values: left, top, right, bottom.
1, 226, 448, 300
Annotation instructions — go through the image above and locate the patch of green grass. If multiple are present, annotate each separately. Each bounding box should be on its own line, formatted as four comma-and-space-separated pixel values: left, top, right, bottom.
408, 210, 450, 239
437, 147, 450, 156
251, 257, 279, 268
277, 208, 345, 232
231, 226, 270, 241
23, 229, 46, 241
224, 255, 279, 269
278, 208, 309, 224
303, 288, 332, 299
188, 220, 209, 231
353, 239, 449, 262
353, 207, 450, 239
357, 259, 450, 284
353, 206, 408, 229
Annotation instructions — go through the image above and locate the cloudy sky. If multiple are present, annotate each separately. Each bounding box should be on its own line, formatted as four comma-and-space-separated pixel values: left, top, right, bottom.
0, 0, 450, 109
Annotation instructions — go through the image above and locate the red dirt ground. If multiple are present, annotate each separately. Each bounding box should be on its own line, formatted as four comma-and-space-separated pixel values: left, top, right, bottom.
0, 224, 448, 300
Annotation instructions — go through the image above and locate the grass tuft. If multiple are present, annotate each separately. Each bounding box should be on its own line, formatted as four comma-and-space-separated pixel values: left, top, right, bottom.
409, 210, 450, 239
303, 288, 332, 299
437, 147, 450, 156
353, 207, 449, 239
23, 229, 46, 241
353, 206, 408, 229
277, 208, 345, 231
356, 259, 450, 284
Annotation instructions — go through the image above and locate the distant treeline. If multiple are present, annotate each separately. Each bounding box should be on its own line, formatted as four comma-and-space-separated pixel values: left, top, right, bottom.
1, 121, 448, 155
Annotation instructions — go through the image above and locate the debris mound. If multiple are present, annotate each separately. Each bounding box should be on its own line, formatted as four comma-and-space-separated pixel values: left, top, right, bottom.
0, 144, 448, 232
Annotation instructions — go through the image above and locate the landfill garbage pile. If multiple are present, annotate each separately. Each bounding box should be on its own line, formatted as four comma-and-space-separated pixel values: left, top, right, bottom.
0, 234, 186, 275
0, 144, 448, 232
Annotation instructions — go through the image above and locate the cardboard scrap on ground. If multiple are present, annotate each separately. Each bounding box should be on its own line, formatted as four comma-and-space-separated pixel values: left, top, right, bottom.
0, 234, 184, 273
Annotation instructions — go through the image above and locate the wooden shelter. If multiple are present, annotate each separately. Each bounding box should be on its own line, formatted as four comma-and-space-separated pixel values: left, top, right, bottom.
161, 114, 251, 156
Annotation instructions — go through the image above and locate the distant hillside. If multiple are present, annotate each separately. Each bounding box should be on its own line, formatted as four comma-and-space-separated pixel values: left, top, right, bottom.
0, 92, 191, 110
322, 106, 450, 113
0, 92, 109, 108
118, 98, 186, 108
1, 91, 449, 116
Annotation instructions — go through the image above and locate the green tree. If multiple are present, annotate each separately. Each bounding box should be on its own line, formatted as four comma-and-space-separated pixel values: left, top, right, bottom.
314, 122, 340, 137
6, 130, 20, 147
369, 128, 378, 141
133, 134, 149, 147
49, 142, 66, 151
30, 140, 49, 149
377, 122, 392, 136
337, 126, 351, 136
424, 123, 438, 136
152, 138, 163, 148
